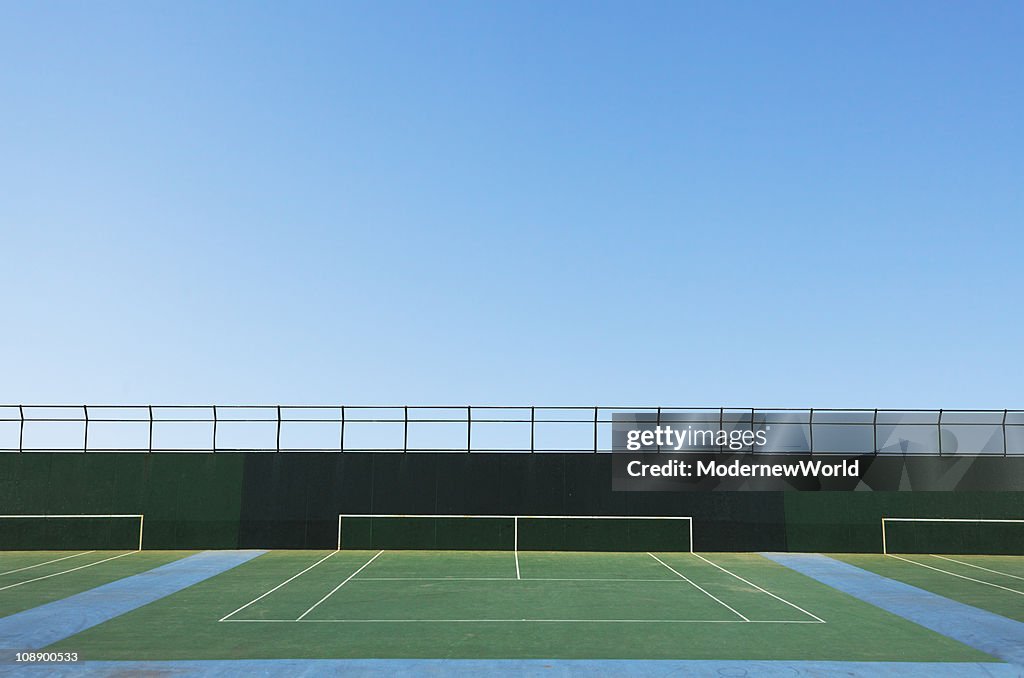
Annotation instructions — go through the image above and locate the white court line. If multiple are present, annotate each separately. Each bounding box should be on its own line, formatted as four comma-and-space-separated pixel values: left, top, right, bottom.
647, 552, 749, 622
515, 551, 521, 580
931, 554, 1024, 582
889, 554, 1024, 596
691, 553, 826, 624
0, 551, 135, 593
296, 550, 385, 621
218, 551, 337, 622
355, 577, 680, 582
0, 551, 95, 576
220, 622, 819, 626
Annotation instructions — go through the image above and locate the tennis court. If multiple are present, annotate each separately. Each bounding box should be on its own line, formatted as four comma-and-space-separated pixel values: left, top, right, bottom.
1, 514, 1022, 675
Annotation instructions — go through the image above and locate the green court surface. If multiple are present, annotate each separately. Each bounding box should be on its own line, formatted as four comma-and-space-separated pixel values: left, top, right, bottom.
0, 550, 190, 617
837, 553, 1024, 623
42, 550, 992, 662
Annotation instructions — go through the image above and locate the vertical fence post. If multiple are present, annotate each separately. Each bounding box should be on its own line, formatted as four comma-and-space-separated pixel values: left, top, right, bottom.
656, 407, 662, 453
719, 408, 724, 454
1003, 409, 1008, 457
83, 405, 89, 453
148, 406, 154, 453
937, 409, 943, 456
403, 406, 408, 453
748, 408, 754, 454
530, 407, 535, 453
466, 406, 472, 453
212, 405, 218, 453
18, 405, 24, 453
593, 407, 598, 453
872, 409, 878, 454
340, 406, 346, 452
808, 408, 814, 455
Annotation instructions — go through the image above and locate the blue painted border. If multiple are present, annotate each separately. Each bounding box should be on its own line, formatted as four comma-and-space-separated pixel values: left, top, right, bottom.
0, 550, 265, 653
764, 553, 1024, 666
1, 659, 1019, 678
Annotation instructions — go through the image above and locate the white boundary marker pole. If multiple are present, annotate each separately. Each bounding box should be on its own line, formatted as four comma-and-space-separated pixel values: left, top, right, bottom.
297, 550, 384, 621
0, 514, 145, 552
514, 516, 520, 580
881, 517, 1024, 556
219, 551, 338, 622
647, 552, 749, 621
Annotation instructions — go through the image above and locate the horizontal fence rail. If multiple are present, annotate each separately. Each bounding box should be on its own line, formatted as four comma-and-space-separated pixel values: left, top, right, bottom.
0, 406, 1021, 456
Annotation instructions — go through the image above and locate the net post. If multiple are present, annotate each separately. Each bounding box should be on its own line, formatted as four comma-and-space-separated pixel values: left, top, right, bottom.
337, 515, 343, 550
881, 517, 887, 555
138, 514, 145, 551
688, 517, 694, 553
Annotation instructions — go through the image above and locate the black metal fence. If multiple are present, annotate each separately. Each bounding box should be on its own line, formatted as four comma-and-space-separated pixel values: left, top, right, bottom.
2, 406, 1022, 455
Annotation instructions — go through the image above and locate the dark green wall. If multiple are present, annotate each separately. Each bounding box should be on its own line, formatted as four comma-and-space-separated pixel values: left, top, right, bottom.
0, 453, 245, 549
784, 491, 1024, 552
1, 453, 1020, 551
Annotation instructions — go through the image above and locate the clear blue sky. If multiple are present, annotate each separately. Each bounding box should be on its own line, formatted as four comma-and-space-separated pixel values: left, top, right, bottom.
1, 1, 1021, 407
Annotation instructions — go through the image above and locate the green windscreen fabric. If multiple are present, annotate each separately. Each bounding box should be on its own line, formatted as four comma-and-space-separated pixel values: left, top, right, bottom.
0, 515, 141, 550
516, 517, 689, 552
339, 517, 515, 550
884, 520, 1024, 555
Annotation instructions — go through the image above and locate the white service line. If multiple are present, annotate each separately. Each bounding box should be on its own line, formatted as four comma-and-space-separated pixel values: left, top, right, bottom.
355, 577, 682, 582
647, 553, 749, 622
224, 622, 823, 626
691, 552, 826, 623
931, 554, 1024, 582
296, 550, 385, 621
219, 551, 337, 622
889, 554, 1024, 596
0, 551, 96, 577
0, 551, 136, 593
